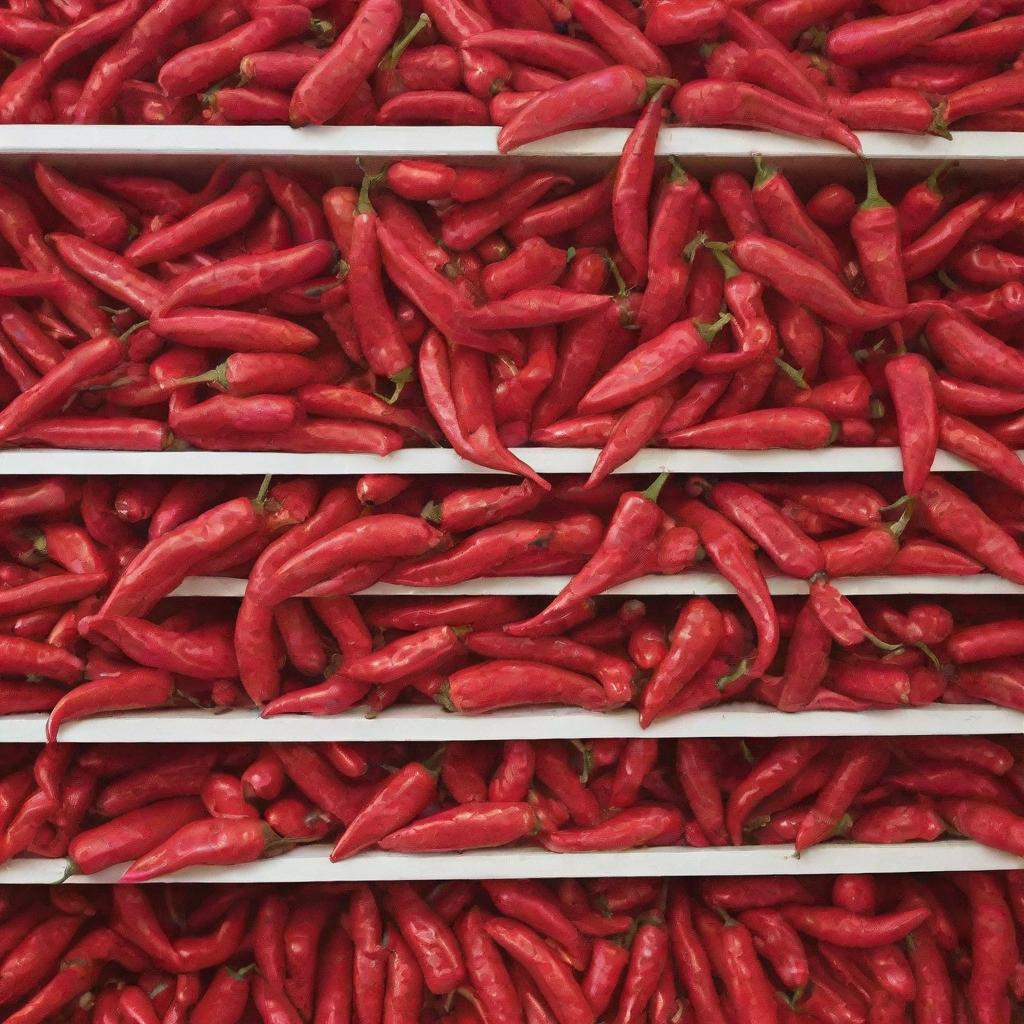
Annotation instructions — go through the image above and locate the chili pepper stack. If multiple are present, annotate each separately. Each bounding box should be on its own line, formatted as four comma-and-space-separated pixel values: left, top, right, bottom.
0, 872, 1018, 1022
4, 157, 1024, 491
5, 2, 1024, 1015
0, 735, 1020, 878
5, 0, 1024, 138
0, 472, 1023, 722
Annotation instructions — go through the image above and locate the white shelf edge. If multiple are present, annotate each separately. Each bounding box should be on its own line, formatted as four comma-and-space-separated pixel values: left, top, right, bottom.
172, 573, 1024, 598
2, 841, 1017, 884
0, 126, 1012, 162
2, 704, 1019, 744
0, 448, 993, 476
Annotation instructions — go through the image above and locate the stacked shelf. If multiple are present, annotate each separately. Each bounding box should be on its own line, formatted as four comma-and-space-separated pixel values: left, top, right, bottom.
1, 126, 1022, 891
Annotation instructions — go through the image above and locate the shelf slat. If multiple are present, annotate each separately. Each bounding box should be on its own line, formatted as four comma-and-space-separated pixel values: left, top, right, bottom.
0, 448, 995, 476
3, 841, 1016, 884
172, 573, 1024, 598
1, 704, 1019, 744
0, 125, 1014, 164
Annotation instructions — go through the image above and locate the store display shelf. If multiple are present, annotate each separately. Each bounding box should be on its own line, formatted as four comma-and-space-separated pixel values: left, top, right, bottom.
1, 703, 1019, 743
171, 573, 1024, 598
1, 840, 1016, 884
0, 448, 998, 476
0, 126, 1019, 175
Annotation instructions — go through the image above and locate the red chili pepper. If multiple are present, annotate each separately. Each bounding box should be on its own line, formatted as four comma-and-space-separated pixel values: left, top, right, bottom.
882, 352, 939, 497
918, 474, 1024, 583
485, 917, 594, 1024
904, 192, 994, 280
46, 668, 172, 741
731, 234, 905, 329
697, 911, 780, 1024
796, 740, 891, 851
668, 495, 776, 684
441, 659, 608, 712
945, 67, 1024, 123
753, 157, 842, 274
508, 475, 674, 636
709, 41, 826, 110
65, 796, 205, 877
581, 937, 630, 1017
384, 881, 466, 995
191, 965, 254, 1024
609, 918, 668, 1024
926, 308, 1024, 389
381, 802, 536, 851
637, 599, 721, 726
457, 287, 612, 330
827, 0, 981, 68
540, 802, 684, 851
580, 314, 728, 414
330, 758, 438, 860
498, 65, 674, 152
288, 0, 400, 124
672, 79, 860, 152
0, 333, 124, 444
612, 87, 669, 279
667, 886, 729, 1024
120, 817, 280, 882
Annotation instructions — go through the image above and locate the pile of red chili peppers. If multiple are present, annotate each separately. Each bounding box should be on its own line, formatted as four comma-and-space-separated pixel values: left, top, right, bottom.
4, 0, 1024, 139
5, 471, 1024, 722
3, 157, 1024, 490
0, 735, 1023, 878
0, 871, 1018, 1024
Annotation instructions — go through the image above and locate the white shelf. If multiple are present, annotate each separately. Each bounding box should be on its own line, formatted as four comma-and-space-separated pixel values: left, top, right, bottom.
0, 448, 999, 476
2, 703, 1019, 744
0, 126, 1017, 170
172, 573, 1024, 598
2, 841, 1016, 884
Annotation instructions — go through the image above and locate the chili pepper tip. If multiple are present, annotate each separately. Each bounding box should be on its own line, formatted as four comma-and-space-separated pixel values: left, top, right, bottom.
642, 472, 670, 502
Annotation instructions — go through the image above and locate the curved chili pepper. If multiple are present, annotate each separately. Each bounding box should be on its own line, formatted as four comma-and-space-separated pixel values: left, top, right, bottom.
731, 234, 906, 328
638, 599, 722, 727
673, 79, 860, 152
610, 918, 668, 1024
796, 740, 890, 851
507, 475, 673, 636
46, 668, 173, 741
917, 474, 1024, 584
64, 796, 204, 878
442, 659, 609, 712
580, 314, 728, 414
827, 0, 981, 68
381, 802, 536, 851
945, 67, 1024, 123
668, 495, 776, 685
385, 881, 466, 995
330, 758, 438, 861
698, 911, 780, 1024
612, 87, 669, 278
784, 904, 931, 947
498, 65, 674, 152
904, 192, 994, 280
485, 917, 595, 1024
120, 817, 280, 882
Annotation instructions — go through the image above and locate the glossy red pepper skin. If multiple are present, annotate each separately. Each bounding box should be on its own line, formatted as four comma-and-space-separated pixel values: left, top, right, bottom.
884, 353, 939, 496
673, 79, 860, 152
66, 796, 205, 876
918, 474, 1024, 584
498, 65, 660, 153
612, 87, 669, 278
331, 761, 437, 861
485, 917, 595, 1024
385, 881, 466, 995
120, 818, 277, 882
